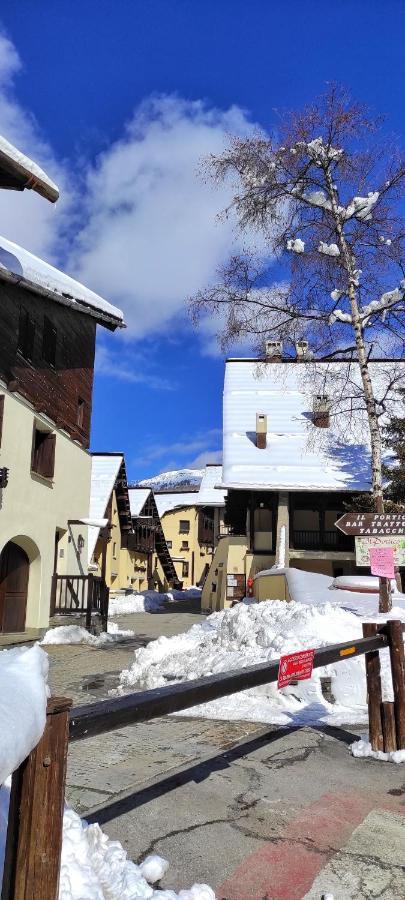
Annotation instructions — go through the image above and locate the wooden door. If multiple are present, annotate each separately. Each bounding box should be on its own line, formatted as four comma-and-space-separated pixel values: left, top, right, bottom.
0, 541, 29, 632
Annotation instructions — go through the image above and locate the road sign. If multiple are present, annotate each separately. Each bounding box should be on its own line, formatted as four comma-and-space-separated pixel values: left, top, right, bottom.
335, 512, 405, 536
355, 535, 405, 567
278, 648, 315, 690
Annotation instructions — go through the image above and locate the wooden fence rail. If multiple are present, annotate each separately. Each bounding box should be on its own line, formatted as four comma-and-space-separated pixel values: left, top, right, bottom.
2, 620, 404, 900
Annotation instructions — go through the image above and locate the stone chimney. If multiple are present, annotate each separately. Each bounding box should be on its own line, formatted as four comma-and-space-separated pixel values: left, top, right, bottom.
256, 413, 267, 448
313, 395, 330, 428
265, 339, 283, 362
295, 340, 311, 361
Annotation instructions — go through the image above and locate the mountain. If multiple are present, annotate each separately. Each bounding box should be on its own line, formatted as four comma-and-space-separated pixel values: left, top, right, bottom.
134, 468, 203, 493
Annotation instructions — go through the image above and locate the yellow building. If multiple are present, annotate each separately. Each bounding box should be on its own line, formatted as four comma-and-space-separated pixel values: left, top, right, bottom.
154, 465, 227, 590
89, 454, 151, 593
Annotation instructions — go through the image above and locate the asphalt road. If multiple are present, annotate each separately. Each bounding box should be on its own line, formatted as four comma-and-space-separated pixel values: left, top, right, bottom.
46, 603, 405, 899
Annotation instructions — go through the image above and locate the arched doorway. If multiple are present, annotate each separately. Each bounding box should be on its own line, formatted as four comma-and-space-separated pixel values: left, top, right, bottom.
0, 541, 29, 632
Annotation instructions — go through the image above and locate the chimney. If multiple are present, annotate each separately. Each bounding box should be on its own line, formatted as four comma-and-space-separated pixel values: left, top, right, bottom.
295, 339, 311, 361
256, 413, 267, 448
313, 394, 330, 428
265, 339, 283, 362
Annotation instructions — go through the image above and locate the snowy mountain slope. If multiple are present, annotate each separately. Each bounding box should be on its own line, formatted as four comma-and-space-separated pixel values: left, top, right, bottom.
135, 468, 203, 493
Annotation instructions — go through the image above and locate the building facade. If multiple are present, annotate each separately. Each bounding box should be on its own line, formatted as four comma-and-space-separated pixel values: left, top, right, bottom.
0, 238, 123, 634
203, 357, 400, 611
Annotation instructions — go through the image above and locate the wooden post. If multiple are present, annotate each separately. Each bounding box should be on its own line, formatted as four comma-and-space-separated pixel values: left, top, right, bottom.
2, 697, 72, 900
362, 622, 384, 752
381, 701, 397, 753
386, 619, 405, 749
86, 574, 93, 629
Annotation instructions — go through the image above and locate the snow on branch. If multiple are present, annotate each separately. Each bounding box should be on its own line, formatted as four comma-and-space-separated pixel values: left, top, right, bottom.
286, 238, 305, 253
318, 241, 340, 257
360, 282, 405, 324
342, 191, 379, 222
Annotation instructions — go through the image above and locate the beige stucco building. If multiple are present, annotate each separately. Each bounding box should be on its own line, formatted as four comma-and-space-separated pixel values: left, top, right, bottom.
154, 465, 227, 589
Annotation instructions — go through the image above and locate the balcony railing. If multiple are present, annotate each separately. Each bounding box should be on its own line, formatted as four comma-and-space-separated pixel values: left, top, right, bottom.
50, 574, 109, 630
292, 530, 353, 552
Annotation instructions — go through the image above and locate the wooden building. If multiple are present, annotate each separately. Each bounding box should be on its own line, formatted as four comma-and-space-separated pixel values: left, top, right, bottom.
202, 357, 401, 611
0, 234, 124, 635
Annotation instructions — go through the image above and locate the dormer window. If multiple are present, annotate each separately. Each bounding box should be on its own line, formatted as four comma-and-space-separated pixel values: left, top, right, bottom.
313, 394, 330, 428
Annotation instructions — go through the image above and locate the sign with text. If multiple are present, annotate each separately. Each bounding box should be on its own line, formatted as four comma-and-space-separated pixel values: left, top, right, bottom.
369, 546, 395, 579
278, 648, 315, 690
355, 535, 405, 567
335, 512, 405, 536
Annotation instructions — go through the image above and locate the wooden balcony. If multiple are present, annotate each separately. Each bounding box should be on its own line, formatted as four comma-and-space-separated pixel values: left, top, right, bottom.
50, 574, 109, 630
292, 530, 354, 552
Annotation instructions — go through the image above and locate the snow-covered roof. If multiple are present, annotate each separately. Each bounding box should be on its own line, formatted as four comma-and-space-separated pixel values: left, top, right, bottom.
198, 465, 226, 507
88, 455, 123, 563
128, 488, 151, 518
0, 235, 124, 329
223, 360, 402, 492
0, 134, 59, 202
155, 492, 199, 518
155, 465, 226, 516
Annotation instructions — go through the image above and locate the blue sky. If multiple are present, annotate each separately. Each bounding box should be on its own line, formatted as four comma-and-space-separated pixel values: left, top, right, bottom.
1, 1, 404, 481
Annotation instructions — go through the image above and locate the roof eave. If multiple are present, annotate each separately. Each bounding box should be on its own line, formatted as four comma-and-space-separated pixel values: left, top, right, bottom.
0, 268, 125, 330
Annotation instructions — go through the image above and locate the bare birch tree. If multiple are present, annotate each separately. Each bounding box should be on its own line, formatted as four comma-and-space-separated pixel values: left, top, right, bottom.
190, 87, 405, 611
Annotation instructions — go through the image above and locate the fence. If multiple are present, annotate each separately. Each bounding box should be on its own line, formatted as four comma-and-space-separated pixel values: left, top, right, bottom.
1, 619, 404, 900
50, 574, 109, 630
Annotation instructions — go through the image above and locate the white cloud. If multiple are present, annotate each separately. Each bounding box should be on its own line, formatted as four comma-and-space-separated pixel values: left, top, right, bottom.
0, 32, 73, 258
68, 95, 258, 337
134, 427, 222, 471
187, 449, 223, 468
95, 338, 176, 391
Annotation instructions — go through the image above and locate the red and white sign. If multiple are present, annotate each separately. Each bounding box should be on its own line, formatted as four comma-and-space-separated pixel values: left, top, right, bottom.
277, 648, 315, 690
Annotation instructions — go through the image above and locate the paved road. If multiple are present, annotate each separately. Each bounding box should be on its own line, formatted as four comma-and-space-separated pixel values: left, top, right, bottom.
46, 604, 405, 899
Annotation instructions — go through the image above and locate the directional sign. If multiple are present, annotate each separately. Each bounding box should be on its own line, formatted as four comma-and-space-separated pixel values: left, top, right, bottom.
278, 648, 315, 690
335, 512, 405, 537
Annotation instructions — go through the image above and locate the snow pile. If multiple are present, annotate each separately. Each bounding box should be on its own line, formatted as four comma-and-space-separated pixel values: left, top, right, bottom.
350, 738, 405, 765
59, 806, 215, 899
41, 622, 134, 646
119, 598, 396, 726
0, 644, 49, 784
109, 588, 201, 616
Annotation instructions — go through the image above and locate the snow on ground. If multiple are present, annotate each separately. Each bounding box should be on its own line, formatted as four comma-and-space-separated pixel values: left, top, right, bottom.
41, 622, 135, 646
120, 578, 405, 728
350, 738, 405, 765
59, 806, 214, 899
0, 644, 49, 785
109, 588, 201, 616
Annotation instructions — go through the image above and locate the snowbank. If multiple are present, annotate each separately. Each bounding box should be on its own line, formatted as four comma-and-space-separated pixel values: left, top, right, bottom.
41, 622, 134, 646
119, 599, 399, 727
0, 644, 49, 785
109, 588, 201, 616
351, 738, 405, 765
59, 806, 214, 899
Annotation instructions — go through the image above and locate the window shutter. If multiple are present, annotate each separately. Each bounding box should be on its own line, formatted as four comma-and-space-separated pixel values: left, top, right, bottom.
40, 433, 56, 478
0, 396, 4, 447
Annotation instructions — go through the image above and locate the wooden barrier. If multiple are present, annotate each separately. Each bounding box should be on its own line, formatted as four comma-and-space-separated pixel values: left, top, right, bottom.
1, 697, 72, 900
1, 622, 404, 897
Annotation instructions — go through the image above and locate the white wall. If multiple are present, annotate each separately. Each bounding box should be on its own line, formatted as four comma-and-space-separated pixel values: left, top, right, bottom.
0, 386, 91, 629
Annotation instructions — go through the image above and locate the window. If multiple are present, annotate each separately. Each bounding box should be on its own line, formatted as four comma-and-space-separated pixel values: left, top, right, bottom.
77, 397, 85, 429
253, 506, 273, 552
112, 542, 117, 558
182, 561, 189, 578
166, 540, 172, 549
179, 520, 190, 534
181, 540, 189, 550
31, 425, 56, 478
42, 316, 57, 366
0, 395, 4, 447
18, 308, 35, 361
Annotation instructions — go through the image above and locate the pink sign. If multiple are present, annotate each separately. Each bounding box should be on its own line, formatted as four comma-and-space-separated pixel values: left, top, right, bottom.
369, 545, 395, 578
278, 648, 315, 690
